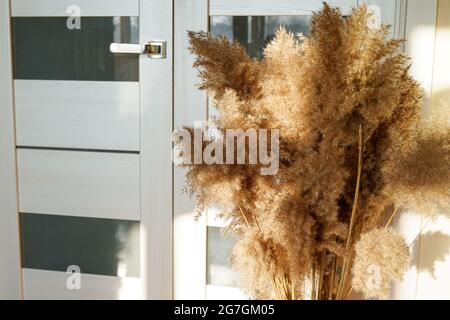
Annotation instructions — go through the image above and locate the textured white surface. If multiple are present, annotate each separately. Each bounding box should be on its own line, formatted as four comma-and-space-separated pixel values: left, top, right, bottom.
23, 269, 142, 300
15, 80, 140, 151
0, 0, 22, 300
18, 149, 140, 220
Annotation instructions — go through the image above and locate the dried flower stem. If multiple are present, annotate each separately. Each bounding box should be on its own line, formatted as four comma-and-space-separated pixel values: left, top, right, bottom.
347, 125, 363, 250
385, 207, 399, 229
346, 286, 353, 299
238, 205, 250, 228
292, 279, 296, 300
329, 254, 337, 300
337, 125, 363, 299
252, 211, 262, 232
270, 276, 281, 300
311, 262, 317, 300
318, 250, 327, 299
240, 203, 293, 300
341, 251, 355, 298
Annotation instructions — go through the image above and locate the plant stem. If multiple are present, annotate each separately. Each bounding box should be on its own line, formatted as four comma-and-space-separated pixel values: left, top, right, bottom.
240, 203, 283, 299
252, 211, 262, 232
346, 286, 353, 299
329, 254, 336, 300
346, 125, 363, 251
337, 125, 363, 299
317, 250, 327, 300
292, 279, 295, 300
385, 207, 399, 229
311, 262, 316, 300
238, 205, 250, 228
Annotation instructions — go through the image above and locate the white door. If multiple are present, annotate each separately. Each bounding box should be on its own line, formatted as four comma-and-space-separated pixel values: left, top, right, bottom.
173, 0, 406, 300
0, 0, 172, 299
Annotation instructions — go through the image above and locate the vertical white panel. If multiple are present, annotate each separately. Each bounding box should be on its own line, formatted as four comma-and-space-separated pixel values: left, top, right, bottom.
391, 0, 438, 300
173, 0, 209, 300
139, 0, 173, 299
416, 0, 450, 300
404, 0, 438, 115
0, 0, 22, 300
430, 0, 450, 109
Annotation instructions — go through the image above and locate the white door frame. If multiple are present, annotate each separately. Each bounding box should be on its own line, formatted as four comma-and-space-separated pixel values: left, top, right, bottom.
0, 0, 173, 299
0, 0, 22, 300
139, 0, 173, 300
173, 0, 209, 300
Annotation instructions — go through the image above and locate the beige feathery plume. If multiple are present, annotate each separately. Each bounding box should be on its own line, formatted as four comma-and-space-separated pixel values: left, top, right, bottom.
352, 228, 410, 299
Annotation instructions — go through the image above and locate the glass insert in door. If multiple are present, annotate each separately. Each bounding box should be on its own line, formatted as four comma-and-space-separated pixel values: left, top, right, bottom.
11, 3, 143, 299
12, 16, 139, 81
21, 213, 140, 277
207, 226, 239, 288
210, 16, 312, 59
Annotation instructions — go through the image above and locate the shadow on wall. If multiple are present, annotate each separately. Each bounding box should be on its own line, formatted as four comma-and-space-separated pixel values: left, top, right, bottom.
411, 231, 450, 278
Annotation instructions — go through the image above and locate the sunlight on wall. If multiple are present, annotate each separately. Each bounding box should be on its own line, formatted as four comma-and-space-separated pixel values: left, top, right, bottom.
407, 26, 437, 114
392, 0, 438, 299
118, 277, 143, 300
391, 210, 422, 300
416, 0, 450, 299
394, 0, 450, 300
430, 26, 450, 112
174, 209, 207, 299
416, 216, 450, 299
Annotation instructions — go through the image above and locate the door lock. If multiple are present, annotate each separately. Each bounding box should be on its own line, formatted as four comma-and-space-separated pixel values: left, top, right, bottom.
109, 41, 166, 59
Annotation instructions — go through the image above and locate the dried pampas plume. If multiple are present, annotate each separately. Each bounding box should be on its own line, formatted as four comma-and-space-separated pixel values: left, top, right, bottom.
352, 228, 410, 299
180, 3, 450, 299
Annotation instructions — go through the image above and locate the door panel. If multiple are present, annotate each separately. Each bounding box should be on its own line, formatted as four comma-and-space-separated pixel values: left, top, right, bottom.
15, 80, 140, 150
7, 0, 173, 299
22, 269, 142, 300
17, 149, 140, 220
0, 0, 21, 300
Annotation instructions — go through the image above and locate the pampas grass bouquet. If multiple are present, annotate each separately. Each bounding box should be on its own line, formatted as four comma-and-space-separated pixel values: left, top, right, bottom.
175, 4, 450, 300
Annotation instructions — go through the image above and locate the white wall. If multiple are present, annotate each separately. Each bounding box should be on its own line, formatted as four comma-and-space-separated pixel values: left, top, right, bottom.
393, 0, 450, 300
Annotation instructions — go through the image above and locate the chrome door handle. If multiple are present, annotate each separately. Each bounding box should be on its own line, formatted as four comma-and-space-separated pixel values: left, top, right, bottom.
109, 41, 166, 59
